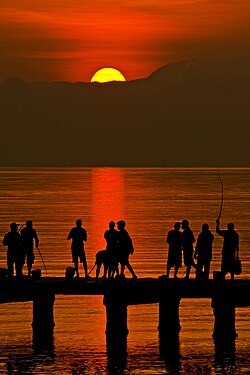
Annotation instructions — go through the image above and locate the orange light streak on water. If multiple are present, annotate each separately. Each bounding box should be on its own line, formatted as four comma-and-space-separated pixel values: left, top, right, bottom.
90, 168, 125, 254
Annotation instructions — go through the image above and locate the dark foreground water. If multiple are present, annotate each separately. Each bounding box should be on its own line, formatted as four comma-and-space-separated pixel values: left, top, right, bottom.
0, 168, 249, 374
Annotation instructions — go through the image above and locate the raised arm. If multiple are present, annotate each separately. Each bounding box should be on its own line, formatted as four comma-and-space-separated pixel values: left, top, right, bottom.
216, 219, 223, 236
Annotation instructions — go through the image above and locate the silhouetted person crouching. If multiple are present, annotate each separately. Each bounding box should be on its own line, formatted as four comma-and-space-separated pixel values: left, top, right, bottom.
166, 222, 183, 278
181, 219, 196, 279
67, 219, 89, 279
194, 223, 214, 280
216, 219, 239, 280
117, 220, 137, 279
3, 222, 23, 277
20, 220, 39, 277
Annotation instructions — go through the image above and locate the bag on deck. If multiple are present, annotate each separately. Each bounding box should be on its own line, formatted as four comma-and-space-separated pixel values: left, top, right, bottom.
234, 258, 242, 275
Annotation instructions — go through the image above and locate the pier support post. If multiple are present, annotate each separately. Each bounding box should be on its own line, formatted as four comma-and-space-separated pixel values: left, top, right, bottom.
212, 295, 236, 341
158, 293, 181, 336
105, 301, 128, 337
158, 290, 181, 357
104, 291, 128, 372
211, 275, 237, 354
32, 293, 55, 333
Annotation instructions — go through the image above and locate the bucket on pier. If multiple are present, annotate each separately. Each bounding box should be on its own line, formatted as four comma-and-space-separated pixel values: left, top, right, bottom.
65, 266, 75, 280
31, 269, 42, 279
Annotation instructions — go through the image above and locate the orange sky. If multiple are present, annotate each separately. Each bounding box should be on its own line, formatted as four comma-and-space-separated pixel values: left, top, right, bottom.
1, 0, 250, 82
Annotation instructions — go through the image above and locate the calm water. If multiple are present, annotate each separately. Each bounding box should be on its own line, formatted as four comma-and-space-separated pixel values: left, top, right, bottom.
0, 168, 249, 374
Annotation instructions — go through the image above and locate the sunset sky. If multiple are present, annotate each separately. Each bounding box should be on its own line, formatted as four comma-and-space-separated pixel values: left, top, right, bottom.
1, 0, 250, 82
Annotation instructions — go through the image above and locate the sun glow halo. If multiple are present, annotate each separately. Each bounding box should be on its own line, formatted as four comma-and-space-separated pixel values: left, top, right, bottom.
90, 68, 126, 83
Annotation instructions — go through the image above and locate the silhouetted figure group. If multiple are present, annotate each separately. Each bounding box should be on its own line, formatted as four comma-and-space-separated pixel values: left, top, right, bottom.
2, 216, 240, 281
67, 219, 137, 280
166, 219, 239, 280
2, 220, 39, 277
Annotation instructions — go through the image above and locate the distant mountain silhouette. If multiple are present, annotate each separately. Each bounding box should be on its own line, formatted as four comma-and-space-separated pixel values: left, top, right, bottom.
0, 58, 249, 167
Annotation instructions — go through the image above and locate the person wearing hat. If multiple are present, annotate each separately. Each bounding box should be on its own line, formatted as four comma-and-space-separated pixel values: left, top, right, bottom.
67, 219, 89, 279
2, 222, 22, 277
116, 220, 137, 279
216, 219, 239, 280
181, 219, 196, 279
20, 220, 39, 277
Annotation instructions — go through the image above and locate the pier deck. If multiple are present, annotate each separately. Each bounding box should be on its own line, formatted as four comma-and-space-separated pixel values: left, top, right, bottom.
0, 277, 249, 307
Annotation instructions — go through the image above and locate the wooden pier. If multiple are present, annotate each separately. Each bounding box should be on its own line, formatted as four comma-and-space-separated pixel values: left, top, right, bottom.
0, 276, 249, 345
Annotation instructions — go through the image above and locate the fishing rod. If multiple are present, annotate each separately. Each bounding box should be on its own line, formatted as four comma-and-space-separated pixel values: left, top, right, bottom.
88, 262, 97, 275
36, 246, 48, 275
217, 173, 224, 220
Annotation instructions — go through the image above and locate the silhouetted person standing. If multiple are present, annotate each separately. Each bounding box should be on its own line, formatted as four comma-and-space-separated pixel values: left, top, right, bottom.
20, 220, 39, 276
166, 222, 183, 278
3, 222, 22, 277
67, 219, 89, 278
194, 223, 214, 280
216, 219, 239, 280
117, 220, 137, 279
181, 219, 196, 279
104, 221, 119, 278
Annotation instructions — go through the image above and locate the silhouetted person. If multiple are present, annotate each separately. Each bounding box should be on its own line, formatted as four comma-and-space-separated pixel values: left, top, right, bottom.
95, 250, 108, 280
104, 221, 119, 279
181, 219, 196, 279
3, 222, 22, 277
166, 222, 183, 278
117, 220, 137, 279
20, 220, 39, 276
67, 219, 89, 278
216, 219, 239, 280
194, 223, 214, 280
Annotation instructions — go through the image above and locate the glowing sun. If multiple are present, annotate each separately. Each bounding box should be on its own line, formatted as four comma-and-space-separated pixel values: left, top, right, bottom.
90, 68, 126, 83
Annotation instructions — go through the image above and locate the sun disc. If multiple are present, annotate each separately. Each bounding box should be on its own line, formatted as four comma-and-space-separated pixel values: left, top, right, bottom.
90, 68, 126, 83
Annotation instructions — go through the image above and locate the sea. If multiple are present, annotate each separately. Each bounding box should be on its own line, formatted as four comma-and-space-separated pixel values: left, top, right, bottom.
0, 168, 249, 374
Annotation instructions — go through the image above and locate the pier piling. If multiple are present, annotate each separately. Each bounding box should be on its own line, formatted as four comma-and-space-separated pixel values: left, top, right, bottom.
32, 292, 55, 333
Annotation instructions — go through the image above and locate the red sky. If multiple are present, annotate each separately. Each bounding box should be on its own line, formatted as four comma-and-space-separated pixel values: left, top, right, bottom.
1, 0, 250, 82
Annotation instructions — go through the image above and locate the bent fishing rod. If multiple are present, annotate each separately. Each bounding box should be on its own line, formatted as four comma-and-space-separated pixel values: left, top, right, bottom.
217, 173, 224, 220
